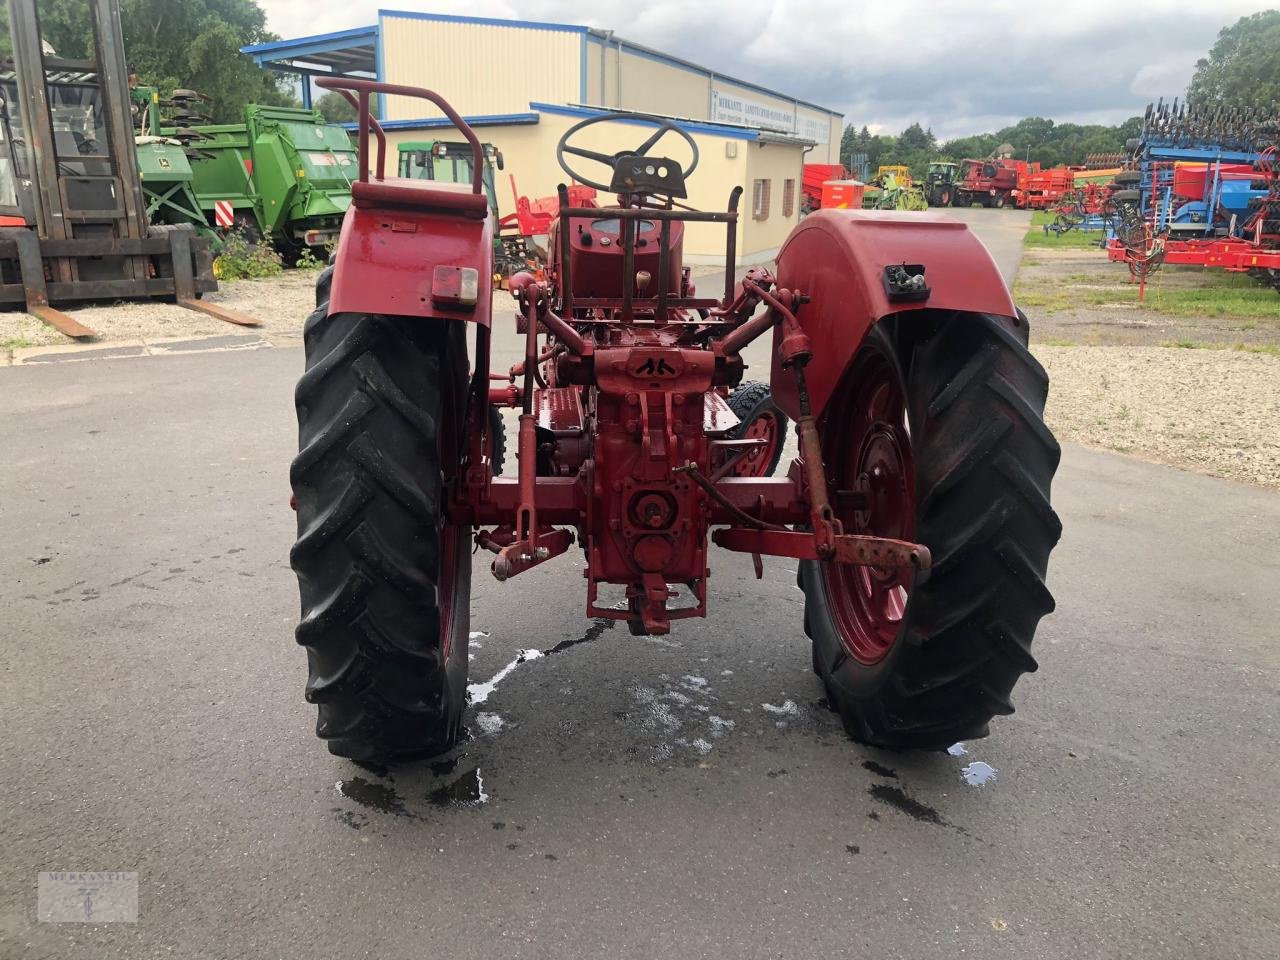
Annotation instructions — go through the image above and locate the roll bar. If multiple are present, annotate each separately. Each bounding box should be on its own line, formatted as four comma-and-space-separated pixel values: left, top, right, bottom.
314, 77, 485, 194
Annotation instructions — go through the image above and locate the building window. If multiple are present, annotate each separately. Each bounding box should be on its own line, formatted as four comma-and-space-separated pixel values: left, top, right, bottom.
782, 178, 795, 217
752, 179, 771, 220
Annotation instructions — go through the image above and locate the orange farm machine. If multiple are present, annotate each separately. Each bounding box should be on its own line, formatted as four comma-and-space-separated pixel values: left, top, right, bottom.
287, 78, 1062, 764
801, 163, 849, 213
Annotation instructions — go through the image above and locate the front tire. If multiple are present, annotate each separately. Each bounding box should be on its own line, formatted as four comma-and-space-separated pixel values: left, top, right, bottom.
725, 381, 789, 477
290, 269, 473, 763
802, 314, 1061, 750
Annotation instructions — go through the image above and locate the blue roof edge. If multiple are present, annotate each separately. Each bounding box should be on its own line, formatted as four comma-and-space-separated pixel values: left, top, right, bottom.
530, 102, 763, 141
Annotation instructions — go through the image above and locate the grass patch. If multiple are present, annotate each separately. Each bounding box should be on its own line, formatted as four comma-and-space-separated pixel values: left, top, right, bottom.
1, 336, 34, 350
1016, 264, 1280, 319
1023, 210, 1107, 250
1037, 336, 1079, 346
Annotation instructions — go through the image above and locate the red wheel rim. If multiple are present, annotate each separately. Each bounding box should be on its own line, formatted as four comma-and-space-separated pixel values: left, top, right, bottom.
819, 340, 915, 665
731, 409, 781, 477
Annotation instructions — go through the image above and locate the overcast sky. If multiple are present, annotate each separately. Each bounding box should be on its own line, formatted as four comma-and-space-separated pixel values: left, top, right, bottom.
258, 0, 1276, 139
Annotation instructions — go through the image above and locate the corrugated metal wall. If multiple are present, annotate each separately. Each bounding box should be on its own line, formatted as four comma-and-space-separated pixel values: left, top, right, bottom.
380, 14, 580, 120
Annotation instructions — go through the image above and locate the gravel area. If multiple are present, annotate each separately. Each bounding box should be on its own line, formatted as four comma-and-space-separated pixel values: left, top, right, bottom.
1035, 343, 1280, 488
0, 270, 324, 353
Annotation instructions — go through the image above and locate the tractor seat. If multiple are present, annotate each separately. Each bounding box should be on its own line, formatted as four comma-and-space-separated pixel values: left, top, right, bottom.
351, 178, 489, 219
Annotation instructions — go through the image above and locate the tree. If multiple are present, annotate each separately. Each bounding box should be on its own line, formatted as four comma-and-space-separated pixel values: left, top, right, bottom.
316, 91, 358, 123
897, 122, 935, 153
1188, 10, 1280, 109
6, 0, 293, 122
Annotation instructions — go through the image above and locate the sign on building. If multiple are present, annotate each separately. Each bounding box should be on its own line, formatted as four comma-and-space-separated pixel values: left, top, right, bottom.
711, 89, 829, 145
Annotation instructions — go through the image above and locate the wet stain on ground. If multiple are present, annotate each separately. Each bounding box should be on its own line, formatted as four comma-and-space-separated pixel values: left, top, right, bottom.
331, 807, 369, 830
547, 618, 616, 655
868, 784, 943, 825
846, 844, 860, 855
429, 756, 460, 777
861, 759, 899, 779
544, 853, 558, 861
867, 811, 881, 821
336, 777, 417, 819
426, 767, 487, 808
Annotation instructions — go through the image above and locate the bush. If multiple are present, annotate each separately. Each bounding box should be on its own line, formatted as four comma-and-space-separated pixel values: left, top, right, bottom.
294, 246, 324, 270
214, 226, 283, 280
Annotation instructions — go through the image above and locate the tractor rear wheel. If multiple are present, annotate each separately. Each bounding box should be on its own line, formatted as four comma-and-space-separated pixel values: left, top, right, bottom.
801, 314, 1061, 750
290, 269, 473, 763
725, 381, 789, 477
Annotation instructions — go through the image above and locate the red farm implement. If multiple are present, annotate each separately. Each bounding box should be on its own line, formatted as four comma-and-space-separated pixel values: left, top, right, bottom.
289, 78, 1062, 763
954, 158, 1024, 208
1019, 166, 1075, 209
801, 163, 849, 212
499, 174, 598, 265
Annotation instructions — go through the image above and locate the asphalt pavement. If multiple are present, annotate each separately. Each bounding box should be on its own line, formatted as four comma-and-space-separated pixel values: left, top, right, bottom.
1, 209, 1276, 959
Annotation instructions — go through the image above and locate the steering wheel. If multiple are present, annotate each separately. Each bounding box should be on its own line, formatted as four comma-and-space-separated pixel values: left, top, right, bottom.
555, 112, 699, 194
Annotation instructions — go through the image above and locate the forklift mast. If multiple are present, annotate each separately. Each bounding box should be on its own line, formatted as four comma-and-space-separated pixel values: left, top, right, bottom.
0, 0, 252, 337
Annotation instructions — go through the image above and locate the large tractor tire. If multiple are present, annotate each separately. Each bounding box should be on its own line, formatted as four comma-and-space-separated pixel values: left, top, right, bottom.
290, 266, 473, 763
725, 381, 789, 477
801, 313, 1061, 750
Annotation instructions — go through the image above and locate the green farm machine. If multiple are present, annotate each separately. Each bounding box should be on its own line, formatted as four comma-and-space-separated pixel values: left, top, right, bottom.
132, 86, 357, 259
130, 87, 209, 234
924, 162, 959, 207
180, 103, 356, 257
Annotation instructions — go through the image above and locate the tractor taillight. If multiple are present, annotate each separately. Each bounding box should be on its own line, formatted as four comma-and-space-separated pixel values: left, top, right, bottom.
431, 265, 479, 309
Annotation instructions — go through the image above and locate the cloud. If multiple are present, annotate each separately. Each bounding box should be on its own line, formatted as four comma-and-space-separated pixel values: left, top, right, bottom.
258, 0, 1275, 138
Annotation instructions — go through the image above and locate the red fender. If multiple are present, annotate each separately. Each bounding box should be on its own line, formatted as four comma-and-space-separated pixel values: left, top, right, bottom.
327, 186, 494, 327
769, 210, 1016, 419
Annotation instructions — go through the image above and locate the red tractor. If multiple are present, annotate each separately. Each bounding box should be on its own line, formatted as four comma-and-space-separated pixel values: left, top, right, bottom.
291, 78, 1061, 763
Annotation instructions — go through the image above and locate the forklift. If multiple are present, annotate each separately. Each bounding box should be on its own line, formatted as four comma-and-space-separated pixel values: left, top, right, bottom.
0, 0, 251, 338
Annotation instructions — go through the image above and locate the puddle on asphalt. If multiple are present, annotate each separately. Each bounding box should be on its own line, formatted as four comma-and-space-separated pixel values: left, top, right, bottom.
335, 776, 415, 818
861, 759, 899, 779
427, 767, 488, 808
335, 763, 491, 821
547, 618, 615, 654
467, 649, 543, 705
867, 783, 944, 825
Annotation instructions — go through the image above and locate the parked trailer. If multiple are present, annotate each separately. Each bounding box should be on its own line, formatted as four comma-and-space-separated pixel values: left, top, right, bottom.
173, 105, 357, 255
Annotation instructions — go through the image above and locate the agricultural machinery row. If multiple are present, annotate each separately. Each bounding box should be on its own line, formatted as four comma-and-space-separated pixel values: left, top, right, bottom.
803, 157, 1101, 213
1100, 99, 1280, 291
